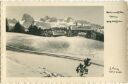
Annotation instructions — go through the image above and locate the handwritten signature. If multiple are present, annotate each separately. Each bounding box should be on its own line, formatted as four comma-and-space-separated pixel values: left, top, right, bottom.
109, 66, 122, 74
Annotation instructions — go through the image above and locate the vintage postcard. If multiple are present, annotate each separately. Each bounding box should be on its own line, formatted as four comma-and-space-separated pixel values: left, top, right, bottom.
0, 1, 127, 84
6, 5, 104, 77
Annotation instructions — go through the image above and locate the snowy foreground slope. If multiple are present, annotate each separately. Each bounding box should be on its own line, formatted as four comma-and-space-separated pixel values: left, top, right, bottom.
6, 32, 104, 77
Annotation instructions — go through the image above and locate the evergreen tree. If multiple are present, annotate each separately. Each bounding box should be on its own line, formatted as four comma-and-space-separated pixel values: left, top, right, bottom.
6, 19, 9, 32
28, 25, 42, 35
13, 22, 25, 33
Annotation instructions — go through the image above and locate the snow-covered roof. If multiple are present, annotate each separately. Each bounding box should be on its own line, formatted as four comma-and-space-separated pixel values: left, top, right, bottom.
35, 22, 51, 29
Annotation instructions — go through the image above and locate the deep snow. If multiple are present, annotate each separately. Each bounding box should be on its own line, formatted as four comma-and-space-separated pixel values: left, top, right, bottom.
6, 32, 104, 77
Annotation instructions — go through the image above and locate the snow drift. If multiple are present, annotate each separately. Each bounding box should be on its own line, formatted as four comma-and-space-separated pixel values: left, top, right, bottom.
6, 32, 104, 77
7, 32, 103, 60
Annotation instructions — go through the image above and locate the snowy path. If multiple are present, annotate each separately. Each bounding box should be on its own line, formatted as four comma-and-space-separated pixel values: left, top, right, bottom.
7, 50, 103, 77
7, 45, 103, 67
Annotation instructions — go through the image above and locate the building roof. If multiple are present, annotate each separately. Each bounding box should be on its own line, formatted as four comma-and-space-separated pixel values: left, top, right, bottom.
35, 22, 51, 29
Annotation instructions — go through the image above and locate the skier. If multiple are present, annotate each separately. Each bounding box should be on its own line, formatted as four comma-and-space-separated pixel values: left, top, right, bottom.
83, 58, 91, 74
76, 63, 83, 73
84, 58, 91, 67
76, 58, 92, 76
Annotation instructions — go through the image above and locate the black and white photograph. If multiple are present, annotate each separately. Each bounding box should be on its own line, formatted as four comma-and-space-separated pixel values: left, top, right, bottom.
6, 6, 104, 77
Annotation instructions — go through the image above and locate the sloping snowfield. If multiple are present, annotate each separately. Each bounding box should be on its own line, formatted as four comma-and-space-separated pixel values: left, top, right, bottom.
6, 32, 104, 77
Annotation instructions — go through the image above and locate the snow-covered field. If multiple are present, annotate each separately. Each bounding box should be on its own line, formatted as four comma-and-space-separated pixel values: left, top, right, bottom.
6, 32, 104, 77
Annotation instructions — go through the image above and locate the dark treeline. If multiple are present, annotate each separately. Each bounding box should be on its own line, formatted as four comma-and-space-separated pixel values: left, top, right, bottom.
6, 19, 104, 42
6, 19, 42, 35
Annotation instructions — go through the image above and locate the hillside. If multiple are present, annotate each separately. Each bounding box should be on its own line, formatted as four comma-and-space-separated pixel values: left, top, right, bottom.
7, 32, 104, 77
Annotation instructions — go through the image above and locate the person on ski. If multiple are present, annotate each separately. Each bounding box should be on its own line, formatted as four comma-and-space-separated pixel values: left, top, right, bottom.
83, 58, 91, 74
76, 58, 92, 76
84, 58, 91, 67
76, 63, 85, 76
76, 63, 83, 73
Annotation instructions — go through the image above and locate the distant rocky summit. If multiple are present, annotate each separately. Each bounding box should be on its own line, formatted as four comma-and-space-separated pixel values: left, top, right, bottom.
7, 13, 103, 32
21, 13, 34, 31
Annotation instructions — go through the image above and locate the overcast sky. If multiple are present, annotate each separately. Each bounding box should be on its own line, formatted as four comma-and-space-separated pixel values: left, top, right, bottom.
6, 6, 104, 25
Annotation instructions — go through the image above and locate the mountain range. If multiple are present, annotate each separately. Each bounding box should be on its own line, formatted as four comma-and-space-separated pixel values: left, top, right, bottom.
7, 13, 104, 31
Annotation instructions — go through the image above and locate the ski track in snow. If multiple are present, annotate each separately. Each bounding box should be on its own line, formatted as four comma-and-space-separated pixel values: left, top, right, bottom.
7, 32, 104, 77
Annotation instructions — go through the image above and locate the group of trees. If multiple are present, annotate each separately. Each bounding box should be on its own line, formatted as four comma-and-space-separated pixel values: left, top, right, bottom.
6, 19, 104, 42
6, 19, 25, 33
6, 19, 43, 36
27, 25, 43, 35
6, 12, 104, 42
6, 13, 40, 34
